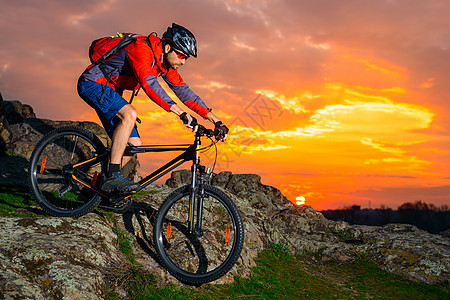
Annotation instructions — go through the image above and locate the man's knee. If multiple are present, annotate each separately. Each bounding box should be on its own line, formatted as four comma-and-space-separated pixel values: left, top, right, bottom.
129, 137, 142, 147
118, 105, 138, 123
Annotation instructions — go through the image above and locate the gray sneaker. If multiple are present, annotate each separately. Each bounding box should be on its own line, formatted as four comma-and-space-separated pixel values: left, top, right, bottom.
101, 171, 139, 193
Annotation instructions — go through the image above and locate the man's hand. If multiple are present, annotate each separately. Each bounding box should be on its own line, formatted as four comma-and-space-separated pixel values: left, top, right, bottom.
214, 121, 229, 141
179, 112, 198, 131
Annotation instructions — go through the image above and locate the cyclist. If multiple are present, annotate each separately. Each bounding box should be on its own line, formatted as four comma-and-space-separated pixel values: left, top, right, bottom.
77, 23, 229, 193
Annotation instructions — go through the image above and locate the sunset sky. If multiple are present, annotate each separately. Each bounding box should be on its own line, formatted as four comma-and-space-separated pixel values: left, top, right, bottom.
1, 0, 450, 210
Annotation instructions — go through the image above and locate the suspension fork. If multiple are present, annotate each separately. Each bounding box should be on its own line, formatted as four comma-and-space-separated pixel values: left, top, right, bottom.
188, 159, 198, 234
189, 164, 210, 237
188, 136, 210, 237
188, 136, 200, 234
195, 165, 209, 237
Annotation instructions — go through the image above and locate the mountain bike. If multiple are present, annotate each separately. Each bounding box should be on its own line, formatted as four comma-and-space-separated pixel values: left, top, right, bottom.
28, 124, 244, 284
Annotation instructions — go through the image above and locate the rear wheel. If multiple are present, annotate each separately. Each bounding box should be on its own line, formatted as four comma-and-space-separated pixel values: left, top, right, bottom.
153, 184, 244, 284
29, 126, 107, 217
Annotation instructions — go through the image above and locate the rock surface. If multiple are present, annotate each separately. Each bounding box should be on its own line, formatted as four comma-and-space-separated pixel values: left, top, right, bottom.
0, 215, 126, 299
0, 93, 12, 153
1, 170, 449, 299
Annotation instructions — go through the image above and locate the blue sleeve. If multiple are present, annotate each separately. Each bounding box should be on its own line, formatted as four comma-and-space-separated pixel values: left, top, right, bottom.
162, 74, 211, 118
143, 75, 177, 111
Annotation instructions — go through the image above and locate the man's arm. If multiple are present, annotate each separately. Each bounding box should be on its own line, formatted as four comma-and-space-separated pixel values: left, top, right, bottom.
163, 70, 212, 118
170, 104, 220, 124
127, 41, 178, 112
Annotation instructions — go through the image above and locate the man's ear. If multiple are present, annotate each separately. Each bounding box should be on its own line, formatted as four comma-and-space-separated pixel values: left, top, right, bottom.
164, 44, 171, 54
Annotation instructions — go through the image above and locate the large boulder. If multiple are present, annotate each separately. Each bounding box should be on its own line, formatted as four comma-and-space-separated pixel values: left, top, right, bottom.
0, 93, 12, 154
7, 118, 110, 161
0, 118, 117, 188
166, 170, 291, 210
0, 214, 128, 299
0, 98, 37, 154
3, 100, 36, 125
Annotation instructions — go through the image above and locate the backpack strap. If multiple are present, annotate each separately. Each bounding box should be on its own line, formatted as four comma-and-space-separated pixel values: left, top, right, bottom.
129, 85, 141, 104
129, 85, 142, 124
146, 32, 159, 68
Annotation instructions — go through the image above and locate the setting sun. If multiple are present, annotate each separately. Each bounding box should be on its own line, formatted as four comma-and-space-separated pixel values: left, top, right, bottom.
296, 196, 306, 206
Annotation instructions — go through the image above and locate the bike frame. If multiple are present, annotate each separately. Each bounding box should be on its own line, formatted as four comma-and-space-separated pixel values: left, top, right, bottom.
70, 132, 211, 234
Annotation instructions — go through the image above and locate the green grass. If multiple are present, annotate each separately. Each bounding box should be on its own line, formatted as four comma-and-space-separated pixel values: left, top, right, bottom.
112, 227, 138, 265
107, 242, 448, 299
131, 190, 159, 201
0, 186, 41, 217
1, 188, 448, 299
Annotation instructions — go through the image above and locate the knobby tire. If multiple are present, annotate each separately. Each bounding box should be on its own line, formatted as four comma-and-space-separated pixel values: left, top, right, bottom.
153, 184, 244, 284
28, 126, 106, 217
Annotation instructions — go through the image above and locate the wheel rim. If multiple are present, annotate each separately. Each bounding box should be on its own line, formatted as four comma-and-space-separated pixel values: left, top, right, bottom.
31, 131, 103, 214
156, 188, 241, 280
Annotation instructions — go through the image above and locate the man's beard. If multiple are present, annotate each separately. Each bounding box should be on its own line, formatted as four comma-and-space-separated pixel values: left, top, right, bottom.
163, 53, 178, 70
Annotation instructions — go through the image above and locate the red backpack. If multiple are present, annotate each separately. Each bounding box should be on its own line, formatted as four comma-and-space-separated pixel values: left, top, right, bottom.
88, 33, 156, 105
89, 33, 145, 64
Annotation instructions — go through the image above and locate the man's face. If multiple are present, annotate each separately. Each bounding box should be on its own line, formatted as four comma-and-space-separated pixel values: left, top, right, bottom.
164, 44, 189, 70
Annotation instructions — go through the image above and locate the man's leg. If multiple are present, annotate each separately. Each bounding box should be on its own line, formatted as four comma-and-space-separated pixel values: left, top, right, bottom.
112, 106, 141, 170
102, 104, 140, 192
110, 104, 138, 164
78, 80, 140, 192
122, 136, 141, 166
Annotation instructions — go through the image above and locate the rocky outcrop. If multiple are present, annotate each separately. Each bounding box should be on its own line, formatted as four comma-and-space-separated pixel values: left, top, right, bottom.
0, 93, 12, 154
164, 170, 450, 284
0, 215, 127, 299
3, 99, 36, 125
1, 170, 448, 298
0, 98, 37, 153
6, 118, 109, 160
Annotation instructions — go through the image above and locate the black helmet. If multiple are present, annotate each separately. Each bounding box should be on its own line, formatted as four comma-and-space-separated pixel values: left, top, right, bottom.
163, 23, 197, 58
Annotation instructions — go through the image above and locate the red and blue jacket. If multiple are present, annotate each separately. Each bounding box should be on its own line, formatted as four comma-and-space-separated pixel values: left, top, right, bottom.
79, 34, 211, 118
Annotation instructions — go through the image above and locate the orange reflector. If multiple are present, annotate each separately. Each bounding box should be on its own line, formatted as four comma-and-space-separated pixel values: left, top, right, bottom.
39, 156, 47, 174
92, 171, 98, 186
225, 224, 230, 245
167, 222, 172, 243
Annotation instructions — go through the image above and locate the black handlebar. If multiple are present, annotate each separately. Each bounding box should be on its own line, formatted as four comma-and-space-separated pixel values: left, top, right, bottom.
196, 125, 214, 137
196, 125, 215, 138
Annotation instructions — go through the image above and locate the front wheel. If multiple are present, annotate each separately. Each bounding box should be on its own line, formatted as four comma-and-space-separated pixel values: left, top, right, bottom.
153, 184, 244, 284
28, 126, 107, 217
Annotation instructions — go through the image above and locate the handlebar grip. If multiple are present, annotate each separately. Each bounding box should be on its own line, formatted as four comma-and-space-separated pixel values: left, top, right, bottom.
196, 125, 214, 137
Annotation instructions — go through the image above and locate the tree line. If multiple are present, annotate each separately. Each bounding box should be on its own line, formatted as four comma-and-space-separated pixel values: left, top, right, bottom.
320, 200, 449, 234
